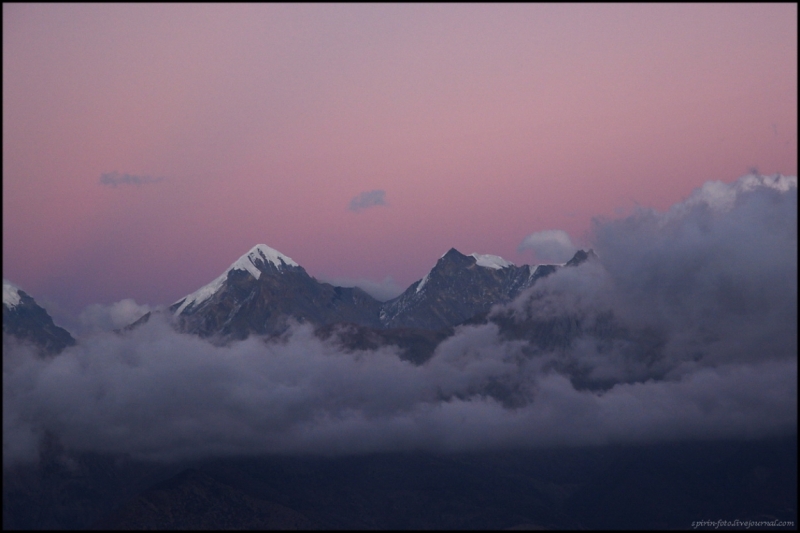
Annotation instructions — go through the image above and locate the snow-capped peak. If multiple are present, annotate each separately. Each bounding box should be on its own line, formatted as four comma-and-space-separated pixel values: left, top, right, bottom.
470, 253, 514, 270
233, 244, 298, 279
173, 244, 298, 315
3, 279, 22, 308
415, 251, 514, 294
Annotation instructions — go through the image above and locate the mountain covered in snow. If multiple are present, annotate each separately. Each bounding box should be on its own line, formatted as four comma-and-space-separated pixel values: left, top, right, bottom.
164, 244, 594, 341
3, 279, 76, 355
169, 244, 382, 339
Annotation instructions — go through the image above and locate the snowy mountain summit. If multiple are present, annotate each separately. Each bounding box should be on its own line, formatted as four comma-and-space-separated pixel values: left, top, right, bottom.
234, 244, 299, 277
379, 248, 590, 330
3, 279, 22, 308
3, 279, 76, 355
173, 244, 298, 315
170, 243, 381, 339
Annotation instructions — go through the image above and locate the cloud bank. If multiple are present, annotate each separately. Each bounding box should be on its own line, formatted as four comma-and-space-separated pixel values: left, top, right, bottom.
518, 229, 577, 263
100, 171, 165, 187
4, 174, 796, 466
349, 190, 388, 212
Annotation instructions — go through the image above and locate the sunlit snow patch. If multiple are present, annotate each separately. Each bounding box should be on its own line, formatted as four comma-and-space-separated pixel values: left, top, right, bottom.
415, 272, 431, 294
470, 253, 514, 270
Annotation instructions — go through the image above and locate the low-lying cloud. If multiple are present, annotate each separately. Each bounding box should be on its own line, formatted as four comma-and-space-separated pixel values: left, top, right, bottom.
349, 189, 387, 212
100, 171, 165, 187
4, 174, 796, 466
77, 299, 152, 334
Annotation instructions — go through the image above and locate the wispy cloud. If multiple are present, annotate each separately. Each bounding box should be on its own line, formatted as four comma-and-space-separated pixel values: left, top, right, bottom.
348, 190, 387, 212
100, 171, 165, 187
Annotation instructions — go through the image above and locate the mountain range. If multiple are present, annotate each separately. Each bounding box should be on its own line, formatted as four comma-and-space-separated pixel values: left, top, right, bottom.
165, 243, 594, 342
3, 243, 593, 355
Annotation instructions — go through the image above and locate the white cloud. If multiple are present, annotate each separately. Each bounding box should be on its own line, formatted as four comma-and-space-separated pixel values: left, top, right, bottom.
517, 230, 577, 263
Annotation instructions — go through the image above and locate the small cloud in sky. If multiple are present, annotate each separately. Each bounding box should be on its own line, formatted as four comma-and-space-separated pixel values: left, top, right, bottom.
349, 190, 387, 212
100, 171, 165, 187
518, 229, 577, 263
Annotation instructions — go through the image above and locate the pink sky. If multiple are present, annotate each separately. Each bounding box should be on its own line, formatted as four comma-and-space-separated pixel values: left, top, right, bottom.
3, 4, 797, 324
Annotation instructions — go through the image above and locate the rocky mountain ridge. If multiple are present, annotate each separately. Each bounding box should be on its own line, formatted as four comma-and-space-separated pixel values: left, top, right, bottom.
166, 244, 595, 341
2, 280, 76, 355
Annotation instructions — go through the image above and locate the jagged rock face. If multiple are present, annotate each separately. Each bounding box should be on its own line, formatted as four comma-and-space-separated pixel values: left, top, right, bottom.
378, 248, 562, 330
171, 264, 382, 340
3, 289, 76, 355
565, 249, 595, 267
